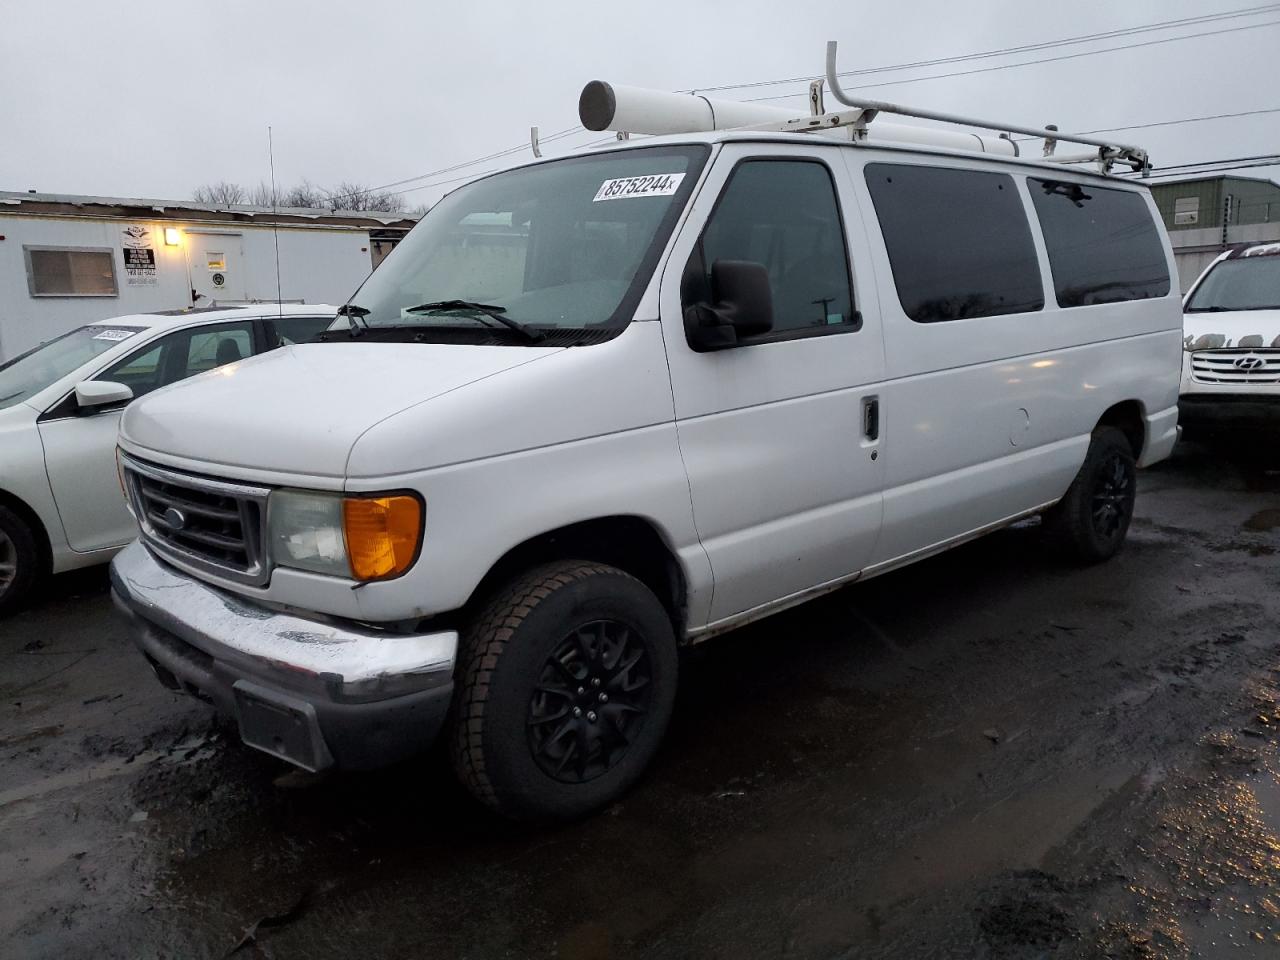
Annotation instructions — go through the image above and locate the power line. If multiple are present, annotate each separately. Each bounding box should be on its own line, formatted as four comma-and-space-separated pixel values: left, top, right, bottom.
745, 17, 1280, 103
1012, 106, 1280, 142
339, 9, 1280, 205
1069, 107, 1280, 137
684, 2, 1280, 95
324, 125, 584, 204
1126, 154, 1280, 179
1151, 153, 1280, 172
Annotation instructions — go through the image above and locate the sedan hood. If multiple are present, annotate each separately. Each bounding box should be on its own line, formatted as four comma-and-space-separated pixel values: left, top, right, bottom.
120, 342, 562, 478
1183, 309, 1280, 350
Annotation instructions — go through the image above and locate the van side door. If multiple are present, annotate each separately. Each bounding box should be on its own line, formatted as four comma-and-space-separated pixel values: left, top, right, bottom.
845, 156, 1079, 570
660, 143, 886, 630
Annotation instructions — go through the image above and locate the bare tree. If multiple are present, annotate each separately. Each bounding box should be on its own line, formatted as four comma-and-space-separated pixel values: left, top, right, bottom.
281, 179, 327, 208
192, 181, 247, 205
325, 181, 406, 213
248, 181, 278, 207
192, 178, 408, 212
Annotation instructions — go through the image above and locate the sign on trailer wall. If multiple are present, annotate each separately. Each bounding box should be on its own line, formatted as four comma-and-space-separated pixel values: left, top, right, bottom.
121, 225, 158, 286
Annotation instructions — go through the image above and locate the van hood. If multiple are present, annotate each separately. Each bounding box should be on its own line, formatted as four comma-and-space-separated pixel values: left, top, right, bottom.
1183, 309, 1280, 350
119, 342, 563, 478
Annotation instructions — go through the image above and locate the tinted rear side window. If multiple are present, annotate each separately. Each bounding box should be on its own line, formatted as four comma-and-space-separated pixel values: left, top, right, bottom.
865, 163, 1043, 323
1028, 180, 1170, 308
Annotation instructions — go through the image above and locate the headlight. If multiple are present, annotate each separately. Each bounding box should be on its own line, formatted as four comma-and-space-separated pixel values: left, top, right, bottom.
267, 490, 423, 581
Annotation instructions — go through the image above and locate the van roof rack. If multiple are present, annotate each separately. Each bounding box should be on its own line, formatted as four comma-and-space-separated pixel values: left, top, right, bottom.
749, 42, 1149, 176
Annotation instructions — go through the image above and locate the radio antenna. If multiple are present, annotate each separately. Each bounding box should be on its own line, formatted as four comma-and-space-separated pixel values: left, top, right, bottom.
268, 125, 284, 321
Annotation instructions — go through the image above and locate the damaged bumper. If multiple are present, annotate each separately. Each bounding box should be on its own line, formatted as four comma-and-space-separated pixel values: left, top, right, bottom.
109, 541, 456, 772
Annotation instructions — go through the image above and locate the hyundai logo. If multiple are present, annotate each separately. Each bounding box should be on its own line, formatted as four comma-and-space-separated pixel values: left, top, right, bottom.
161, 507, 188, 531
1234, 355, 1266, 370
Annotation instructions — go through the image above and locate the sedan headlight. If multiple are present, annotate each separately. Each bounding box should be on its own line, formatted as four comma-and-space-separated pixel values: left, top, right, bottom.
267, 489, 423, 581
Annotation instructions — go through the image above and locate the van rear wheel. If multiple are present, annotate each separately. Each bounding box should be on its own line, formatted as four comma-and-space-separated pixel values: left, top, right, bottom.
450, 561, 678, 821
1043, 426, 1136, 564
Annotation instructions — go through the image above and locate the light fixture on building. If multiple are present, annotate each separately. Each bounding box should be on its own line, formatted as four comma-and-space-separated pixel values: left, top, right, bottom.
164, 227, 181, 246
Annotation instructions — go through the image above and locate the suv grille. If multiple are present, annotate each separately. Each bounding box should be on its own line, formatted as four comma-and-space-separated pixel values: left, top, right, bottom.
121, 457, 270, 585
1191, 349, 1280, 385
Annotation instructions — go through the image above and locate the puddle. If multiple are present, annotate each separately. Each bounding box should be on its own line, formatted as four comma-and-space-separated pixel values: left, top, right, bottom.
0, 751, 168, 809
1243, 508, 1280, 533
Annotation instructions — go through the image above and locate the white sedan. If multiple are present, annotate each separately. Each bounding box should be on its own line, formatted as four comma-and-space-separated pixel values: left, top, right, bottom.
0, 304, 336, 613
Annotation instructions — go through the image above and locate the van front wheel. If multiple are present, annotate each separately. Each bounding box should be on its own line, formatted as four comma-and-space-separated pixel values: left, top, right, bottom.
450, 561, 678, 821
1043, 426, 1136, 564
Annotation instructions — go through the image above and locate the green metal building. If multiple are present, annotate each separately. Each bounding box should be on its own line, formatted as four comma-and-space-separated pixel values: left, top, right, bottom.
1149, 174, 1280, 291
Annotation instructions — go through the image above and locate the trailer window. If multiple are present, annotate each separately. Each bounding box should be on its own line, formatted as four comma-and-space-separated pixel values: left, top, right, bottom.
24, 246, 118, 297
1028, 180, 1170, 308
865, 164, 1043, 323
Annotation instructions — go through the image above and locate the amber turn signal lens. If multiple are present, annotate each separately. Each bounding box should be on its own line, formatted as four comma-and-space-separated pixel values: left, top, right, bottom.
342, 496, 422, 581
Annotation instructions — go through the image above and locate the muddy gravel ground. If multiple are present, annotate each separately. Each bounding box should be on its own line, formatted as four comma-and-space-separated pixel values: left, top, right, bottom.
2, 441, 1279, 960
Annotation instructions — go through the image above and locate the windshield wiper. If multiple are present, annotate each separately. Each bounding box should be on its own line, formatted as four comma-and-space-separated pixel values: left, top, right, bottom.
1186, 306, 1233, 313
403, 300, 544, 343
336, 303, 371, 337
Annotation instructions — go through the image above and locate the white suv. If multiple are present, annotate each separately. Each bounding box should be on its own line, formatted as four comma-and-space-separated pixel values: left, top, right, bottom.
1179, 242, 1280, 435
110, 116, 1181, 820
0, 304, 334, 613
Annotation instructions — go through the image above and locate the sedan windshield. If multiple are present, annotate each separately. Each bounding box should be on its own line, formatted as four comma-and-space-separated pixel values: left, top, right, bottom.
1186, 254, 1280, 312
0, 325, 144, 411
345, 145, 709, 341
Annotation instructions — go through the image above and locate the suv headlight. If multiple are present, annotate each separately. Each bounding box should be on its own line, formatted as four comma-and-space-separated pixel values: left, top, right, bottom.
267, 489, 423, 581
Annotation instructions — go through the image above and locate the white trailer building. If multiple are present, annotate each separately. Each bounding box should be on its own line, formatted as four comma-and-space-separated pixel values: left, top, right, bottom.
0, 191, 417, 361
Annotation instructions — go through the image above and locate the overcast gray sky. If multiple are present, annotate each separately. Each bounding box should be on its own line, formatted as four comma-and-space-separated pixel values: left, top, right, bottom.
1, 0, 1276, 205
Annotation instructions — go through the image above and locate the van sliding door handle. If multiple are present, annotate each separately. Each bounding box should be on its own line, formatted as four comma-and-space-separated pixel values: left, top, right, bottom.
863, 397, 879, 441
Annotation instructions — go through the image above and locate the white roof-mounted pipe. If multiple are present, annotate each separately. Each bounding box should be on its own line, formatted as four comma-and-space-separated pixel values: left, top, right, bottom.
578, 80, 1016, 156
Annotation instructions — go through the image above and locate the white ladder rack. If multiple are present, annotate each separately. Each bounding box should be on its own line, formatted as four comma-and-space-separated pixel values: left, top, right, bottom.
748, 41, 1150, 176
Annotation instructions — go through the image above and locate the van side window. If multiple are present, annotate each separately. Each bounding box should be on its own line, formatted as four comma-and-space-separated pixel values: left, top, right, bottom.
864, 163, 1044, 323
686, 159, 857, 341
1028, 179, 1171, 308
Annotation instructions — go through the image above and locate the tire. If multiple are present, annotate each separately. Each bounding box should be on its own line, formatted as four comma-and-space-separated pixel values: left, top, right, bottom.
0, 506, 41, 617
450, 561, 678, 821
1043, 426, 1137, 564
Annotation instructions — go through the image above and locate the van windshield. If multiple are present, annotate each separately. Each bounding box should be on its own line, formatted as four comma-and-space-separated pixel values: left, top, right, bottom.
0, 325, 144, 411
1186, 253, 1280, 312
344, 145, 709, 342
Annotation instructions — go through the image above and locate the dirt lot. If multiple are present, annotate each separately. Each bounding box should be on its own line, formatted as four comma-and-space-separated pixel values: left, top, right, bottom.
2, 441, 1278, 960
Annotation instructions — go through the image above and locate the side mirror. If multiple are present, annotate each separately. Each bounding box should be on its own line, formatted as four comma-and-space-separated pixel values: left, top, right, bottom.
685, 259, 774, 351
75, 380, 134, 412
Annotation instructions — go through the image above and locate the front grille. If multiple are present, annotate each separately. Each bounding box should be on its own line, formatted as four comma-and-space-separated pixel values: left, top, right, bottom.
1191, 349, 1280, 385
122, 457, 270, 585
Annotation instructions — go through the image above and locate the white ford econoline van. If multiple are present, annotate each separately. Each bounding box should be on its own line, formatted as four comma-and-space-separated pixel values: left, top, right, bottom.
111, 74, 1182, 819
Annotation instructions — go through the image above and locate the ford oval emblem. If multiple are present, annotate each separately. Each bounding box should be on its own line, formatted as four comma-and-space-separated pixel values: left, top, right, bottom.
162, 507, 188, 531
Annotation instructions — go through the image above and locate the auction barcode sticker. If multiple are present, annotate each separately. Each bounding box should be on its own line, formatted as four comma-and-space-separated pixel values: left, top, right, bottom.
593, 173, 685, 202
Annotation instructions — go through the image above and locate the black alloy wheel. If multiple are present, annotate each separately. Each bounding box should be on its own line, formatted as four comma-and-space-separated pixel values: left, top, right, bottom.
1043, 426, 1137, 564
527, 619, 653, 783
451, 560, 678, 821
1091, 449, 1134, 542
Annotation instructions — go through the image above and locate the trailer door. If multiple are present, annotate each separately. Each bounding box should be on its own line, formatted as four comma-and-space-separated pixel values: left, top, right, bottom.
187, 231, 246, 303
